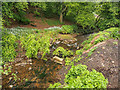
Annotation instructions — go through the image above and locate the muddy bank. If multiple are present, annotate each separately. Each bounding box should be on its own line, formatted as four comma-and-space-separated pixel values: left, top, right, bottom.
57, 39, 119, 88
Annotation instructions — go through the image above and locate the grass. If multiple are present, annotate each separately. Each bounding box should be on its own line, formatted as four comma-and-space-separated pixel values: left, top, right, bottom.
45, 19, 64, 26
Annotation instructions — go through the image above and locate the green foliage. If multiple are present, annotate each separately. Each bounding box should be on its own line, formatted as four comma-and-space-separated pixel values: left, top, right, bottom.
81, 27, 119, 47
49, 64, 108, 88
76, 49, 84, 55
109, 29, 120, 40
20, 34, 50, 59
2, 30, 18, 62
53, 47, 73, 58
60, 25, 78, 34
76, 27, 119, 59
88, 47, 98, 57
95, 2, 120, 30
34, 11, 41, 16
113, 41, 118, 45
13, 11, 30, 25
65, 57, 71, 66
2, 2, 29, 25
74, 56, 82, 63
66, 2, 95, 29
49, 82, 62, 88
94, 35, 106, 45
30, 2, 47, 11
83, 43, 93, 50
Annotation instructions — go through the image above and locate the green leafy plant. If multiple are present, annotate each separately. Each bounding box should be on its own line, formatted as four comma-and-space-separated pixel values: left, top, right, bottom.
34, 11, 41, 16
53, 47, 73, 58
76, 49, 84, 55
88, 47, 98, 57
49, 64, 108, 88
83, 43, 93, 50
2, 30, 18, 62
60, 25, 78, 34
93, 35, 106, 45
64, 57, 72, 66
20, 34, 50, 59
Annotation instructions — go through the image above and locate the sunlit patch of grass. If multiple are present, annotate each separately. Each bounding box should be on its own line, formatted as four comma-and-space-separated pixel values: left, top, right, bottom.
45, 19, 64, 26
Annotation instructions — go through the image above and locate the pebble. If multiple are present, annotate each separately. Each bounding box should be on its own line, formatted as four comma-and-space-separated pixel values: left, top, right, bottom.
9, 77, 12, 80
27, 59, 32, 62
101, 63, 104, 67
56, 41, 60, 44
9, 85, 13, 88
89, 58, 93, 61
29, 67, 32, 70
112, 61, 114, 64
102, 47, 105, 49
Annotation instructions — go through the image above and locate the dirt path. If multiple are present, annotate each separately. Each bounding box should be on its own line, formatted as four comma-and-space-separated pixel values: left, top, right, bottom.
6, 13, 74, 30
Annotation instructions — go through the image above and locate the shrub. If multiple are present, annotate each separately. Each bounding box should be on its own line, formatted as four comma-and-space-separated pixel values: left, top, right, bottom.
49, 64, 108, 88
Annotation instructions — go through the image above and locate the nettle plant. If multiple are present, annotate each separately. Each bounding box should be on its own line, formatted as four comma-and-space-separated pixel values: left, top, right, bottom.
53, 47, 73, 58
20, 34, 50, 59
2, 30, 18, 62
49, 64, 108, 88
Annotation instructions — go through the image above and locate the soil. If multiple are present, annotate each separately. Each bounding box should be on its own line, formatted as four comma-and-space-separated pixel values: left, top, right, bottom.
57, 39, 119, 88
6, 13, 74, 30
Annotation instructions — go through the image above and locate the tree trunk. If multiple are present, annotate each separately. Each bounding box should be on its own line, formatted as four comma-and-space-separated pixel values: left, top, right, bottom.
59, 5, 67, 23
60, 13, 63, 23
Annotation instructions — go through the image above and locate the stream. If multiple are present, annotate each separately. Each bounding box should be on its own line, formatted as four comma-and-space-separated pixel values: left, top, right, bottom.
2, 34, 89, 88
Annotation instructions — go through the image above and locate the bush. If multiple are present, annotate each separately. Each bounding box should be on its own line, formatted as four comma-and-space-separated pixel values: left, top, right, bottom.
49, 64, 108, 88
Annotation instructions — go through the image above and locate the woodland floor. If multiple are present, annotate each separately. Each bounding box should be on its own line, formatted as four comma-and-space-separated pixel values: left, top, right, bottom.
6, 13, 74, 29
